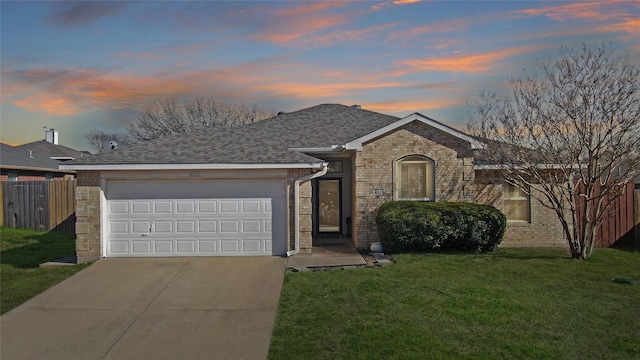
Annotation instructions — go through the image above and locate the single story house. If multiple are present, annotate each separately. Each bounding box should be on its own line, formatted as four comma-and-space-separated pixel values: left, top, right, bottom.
61, 104, 565, 263
15, 128, 90, 163
1, 143, 76, 181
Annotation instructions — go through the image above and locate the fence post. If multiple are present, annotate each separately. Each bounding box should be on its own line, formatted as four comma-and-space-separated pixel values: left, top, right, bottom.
635, 189, 640, 249
0, 184, 3, 227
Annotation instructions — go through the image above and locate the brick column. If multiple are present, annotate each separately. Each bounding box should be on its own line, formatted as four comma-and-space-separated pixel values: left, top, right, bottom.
75, 171, 101, 263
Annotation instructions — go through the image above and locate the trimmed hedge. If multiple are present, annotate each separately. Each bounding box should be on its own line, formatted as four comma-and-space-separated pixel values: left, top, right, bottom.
375, 201, 506, 253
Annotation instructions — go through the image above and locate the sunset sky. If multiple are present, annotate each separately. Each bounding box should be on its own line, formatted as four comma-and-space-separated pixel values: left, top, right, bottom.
1, 1, 639, 151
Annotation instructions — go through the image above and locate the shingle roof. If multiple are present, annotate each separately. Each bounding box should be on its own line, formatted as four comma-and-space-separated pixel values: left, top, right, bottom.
14, 140, 87, 160
65, 104, 400, 166
0, 143, 73, 172
248, 104, 400, 148
65, 126, 322, 166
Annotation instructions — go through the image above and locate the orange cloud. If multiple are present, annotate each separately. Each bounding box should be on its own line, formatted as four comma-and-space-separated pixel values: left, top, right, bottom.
517, 1, 631, 22
271, 2, 344, 17
250, 80, 417, 99
253, 2, 349, 46
371, 0, 421, 11
598, 17, 640, 38
305, 23, 399, 47
255, 15, 347, 46
13, 94, 81, 116
3, 67, 202, 116
388, 18, 470, 40
366, 98, 466, 114
393, 45, 544, 75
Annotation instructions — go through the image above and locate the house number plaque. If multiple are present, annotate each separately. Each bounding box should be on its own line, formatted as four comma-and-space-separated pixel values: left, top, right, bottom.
374, 189, 385, 195
189, 171, 201, 178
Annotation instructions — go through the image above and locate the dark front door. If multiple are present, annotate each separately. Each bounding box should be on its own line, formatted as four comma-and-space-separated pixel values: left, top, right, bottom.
316, 178, 341, 234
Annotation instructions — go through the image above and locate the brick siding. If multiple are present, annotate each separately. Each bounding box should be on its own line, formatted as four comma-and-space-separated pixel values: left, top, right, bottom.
474, 170, 567, 247
75, 171, 102, 263
352, 121, 475, 250
287, 169, 313, 254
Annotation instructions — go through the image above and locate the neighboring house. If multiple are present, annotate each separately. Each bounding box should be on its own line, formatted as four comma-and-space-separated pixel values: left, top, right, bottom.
0, 143, 75, 181
14, 128, 90, 162
61, 104, 564, 263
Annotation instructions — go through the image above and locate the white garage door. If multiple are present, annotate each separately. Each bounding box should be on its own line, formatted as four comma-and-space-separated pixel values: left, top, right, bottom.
105, 179, 286, 257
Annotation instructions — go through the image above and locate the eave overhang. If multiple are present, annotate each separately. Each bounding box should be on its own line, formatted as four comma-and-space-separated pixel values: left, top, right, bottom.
59, 162, 326, 171
344, 113, 486, 150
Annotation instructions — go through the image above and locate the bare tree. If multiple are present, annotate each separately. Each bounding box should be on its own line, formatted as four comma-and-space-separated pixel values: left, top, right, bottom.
126, 98, 276, 142
468, 44, 640, 259
84, 130, 133, 153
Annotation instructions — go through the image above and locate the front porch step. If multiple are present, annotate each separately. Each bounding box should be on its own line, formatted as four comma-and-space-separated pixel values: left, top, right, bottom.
313, 236, 352, 245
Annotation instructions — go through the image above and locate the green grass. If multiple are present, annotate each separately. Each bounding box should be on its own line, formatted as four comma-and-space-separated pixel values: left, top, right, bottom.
269, 248, 640, 359
1, 228, 90, 314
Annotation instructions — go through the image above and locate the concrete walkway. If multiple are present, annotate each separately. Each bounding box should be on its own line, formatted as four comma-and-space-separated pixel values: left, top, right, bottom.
1, 257, 286, 360
286, 244, 367, 269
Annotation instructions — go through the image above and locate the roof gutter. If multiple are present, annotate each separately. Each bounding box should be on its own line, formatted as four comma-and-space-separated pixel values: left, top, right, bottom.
286, 164, 328, 257
1, 165, 76, 174
59, 163, 325, 171
288, 145, 345, 153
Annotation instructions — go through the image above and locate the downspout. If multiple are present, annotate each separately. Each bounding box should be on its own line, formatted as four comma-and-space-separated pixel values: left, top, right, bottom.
287, 165, 328, 257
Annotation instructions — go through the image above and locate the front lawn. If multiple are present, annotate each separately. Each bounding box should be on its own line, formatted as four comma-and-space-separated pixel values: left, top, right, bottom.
269, 248, 640, 359
0, 228, 90, 314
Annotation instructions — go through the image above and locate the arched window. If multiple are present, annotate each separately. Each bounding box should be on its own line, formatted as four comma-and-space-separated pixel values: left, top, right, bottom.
396, 155, 435, 201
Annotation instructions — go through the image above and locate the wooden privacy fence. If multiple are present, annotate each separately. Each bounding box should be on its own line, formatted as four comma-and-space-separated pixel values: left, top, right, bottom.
1, 180, 76, 233
578, 182, 640, 249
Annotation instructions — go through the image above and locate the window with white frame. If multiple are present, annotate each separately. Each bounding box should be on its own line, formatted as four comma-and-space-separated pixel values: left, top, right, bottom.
396, 155, 435, 201
503, 181, 530, 222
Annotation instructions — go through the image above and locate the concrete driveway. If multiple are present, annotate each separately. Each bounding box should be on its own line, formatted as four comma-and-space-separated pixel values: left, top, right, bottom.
1, 257, 286, 360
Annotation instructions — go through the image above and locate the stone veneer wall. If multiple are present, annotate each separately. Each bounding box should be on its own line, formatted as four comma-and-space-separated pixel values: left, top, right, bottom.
287, 169, 313, 254
352, 121, 475, 250
474, 170, 567, 247
76, 171, 102, 263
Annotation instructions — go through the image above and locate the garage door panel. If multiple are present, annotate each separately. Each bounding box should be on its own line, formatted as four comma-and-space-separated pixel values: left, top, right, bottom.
154, 221, 173, 233
110, 241, 128, 254
106, 179, 285, 257
176, 221, 195, 233
132, 221, 152, 234
176, 201, 195, 214
199, 240, 217, 253
242, 220, 261, 233
220, 240, 239, 253
155, 201, 173, 214
198, 221, 216, 233
242, 200, 261, 213
110, 221, 129, 234
155, 241, 173, 253
132, 201, 151, 214
220, 220, 239, 233
110, 201, 128, 214
220, 201, 239, 213
198, 201, 217, 213
131, 240, 151, 254
176, 240, 196, 253
243, 240, 262, 252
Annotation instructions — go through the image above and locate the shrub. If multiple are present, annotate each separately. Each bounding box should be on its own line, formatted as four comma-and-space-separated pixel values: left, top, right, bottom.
375, 201, 506, 253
